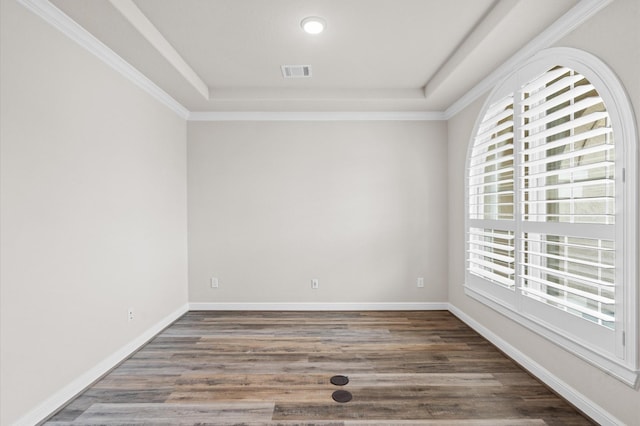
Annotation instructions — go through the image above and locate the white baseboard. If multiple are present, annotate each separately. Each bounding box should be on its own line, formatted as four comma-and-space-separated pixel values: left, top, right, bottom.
16, 302, 620, 426
447, 304, 621, 426
15, 303, 189, 426
189, 302, 449, 311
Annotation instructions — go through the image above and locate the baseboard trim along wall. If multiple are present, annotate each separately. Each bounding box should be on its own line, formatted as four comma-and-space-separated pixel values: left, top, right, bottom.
447, 304, 621, 426
17, 302, 620, 425
15, 303, 189, 426
189, 302, 450, 311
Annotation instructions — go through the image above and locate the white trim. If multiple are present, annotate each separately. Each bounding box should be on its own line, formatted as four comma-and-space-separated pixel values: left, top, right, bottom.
463, 47, 639, 387
464, 285, 639, 387
444, 0, 614, 119
13, 303, 189, 426
17, 0, 190, 120
448, 303, 623, 426
17, 0, 613, 122
187, 111, 446, 122
11, 301, 632, 425
189, 302, 449, 311
424, 0, 520, 99
108, 0, 209, 100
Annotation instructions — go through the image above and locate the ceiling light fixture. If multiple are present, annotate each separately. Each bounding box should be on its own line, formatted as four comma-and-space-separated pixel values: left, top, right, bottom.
301, 16, 326, 34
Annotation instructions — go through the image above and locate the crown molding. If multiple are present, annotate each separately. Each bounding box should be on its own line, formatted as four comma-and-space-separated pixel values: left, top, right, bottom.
424, 0, 519, 99
443, 0, 614, 119
19, 0, 612, 123
18, 0, 190, 120
188, 111, 446, 121
108, 0, 209, 100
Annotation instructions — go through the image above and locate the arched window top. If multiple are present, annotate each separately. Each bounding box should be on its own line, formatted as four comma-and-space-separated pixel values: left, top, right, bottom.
465, 47, 638, 387
474, 47, 637, 158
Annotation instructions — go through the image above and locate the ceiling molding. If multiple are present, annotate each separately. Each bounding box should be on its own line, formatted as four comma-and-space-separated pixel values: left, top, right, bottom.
188, 111, 446, 122
108, 0, 210, 100
17, 0, 190, 119
424, 0, 519, 98
18, 0, 611, 123
443, 0, 614, 119
209, 87, 427, 101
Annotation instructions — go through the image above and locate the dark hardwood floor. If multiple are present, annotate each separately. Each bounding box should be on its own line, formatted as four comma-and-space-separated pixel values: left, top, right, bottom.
45, 311, 592, 425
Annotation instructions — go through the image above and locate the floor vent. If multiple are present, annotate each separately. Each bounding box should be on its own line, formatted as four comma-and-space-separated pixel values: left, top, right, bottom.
332, 390, 352, 403
281, 65, 312, 78
330, 375, 349, 386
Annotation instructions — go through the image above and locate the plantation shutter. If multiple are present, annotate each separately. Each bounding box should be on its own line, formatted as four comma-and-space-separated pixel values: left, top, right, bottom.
518, 66, 616, 329
467, 94, 516, 289
465, 48, 640, 380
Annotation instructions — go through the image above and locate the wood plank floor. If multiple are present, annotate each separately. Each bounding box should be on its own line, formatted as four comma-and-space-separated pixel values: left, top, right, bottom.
45, 311, 593, 425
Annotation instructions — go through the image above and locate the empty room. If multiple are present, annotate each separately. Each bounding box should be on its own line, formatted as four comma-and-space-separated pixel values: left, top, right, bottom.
1, 0, 639, 424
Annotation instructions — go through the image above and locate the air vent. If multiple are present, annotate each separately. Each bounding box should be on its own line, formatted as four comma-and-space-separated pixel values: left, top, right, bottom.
281, 65, 312, 78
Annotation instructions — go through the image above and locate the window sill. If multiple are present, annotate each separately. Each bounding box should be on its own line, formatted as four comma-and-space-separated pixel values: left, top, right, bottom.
464, 284, 639, 388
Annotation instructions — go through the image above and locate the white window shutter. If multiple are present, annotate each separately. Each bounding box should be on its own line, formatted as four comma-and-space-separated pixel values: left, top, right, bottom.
468, 94, 515, 221
518, 67, 616, 329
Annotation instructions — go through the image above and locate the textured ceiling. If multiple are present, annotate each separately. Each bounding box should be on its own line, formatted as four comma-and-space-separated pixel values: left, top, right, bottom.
50, 0, 578, 112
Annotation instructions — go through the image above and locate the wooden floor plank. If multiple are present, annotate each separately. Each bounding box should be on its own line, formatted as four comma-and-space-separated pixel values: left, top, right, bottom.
45, 311, 592, 425
343, 421, 546, 426
73, 402, 275, 423
342, 373, 501, 387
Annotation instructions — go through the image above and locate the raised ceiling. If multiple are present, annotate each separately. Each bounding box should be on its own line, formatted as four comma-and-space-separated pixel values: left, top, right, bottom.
49, 0, 578, 112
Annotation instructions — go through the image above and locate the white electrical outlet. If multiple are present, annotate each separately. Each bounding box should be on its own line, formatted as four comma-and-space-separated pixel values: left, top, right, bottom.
210, 277, 219, 288
311, 279, 319, 289
417, 277, 425, 288
128, 308, 134, 321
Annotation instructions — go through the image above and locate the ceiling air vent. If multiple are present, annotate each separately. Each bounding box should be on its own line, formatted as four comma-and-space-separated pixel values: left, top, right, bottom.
281, 65, 312, 78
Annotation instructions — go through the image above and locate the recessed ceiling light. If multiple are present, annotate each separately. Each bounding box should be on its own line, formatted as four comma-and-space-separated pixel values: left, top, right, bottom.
301, 16, 326, 34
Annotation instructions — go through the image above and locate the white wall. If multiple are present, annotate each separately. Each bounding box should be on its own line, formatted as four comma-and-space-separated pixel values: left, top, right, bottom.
447, 0, 640, 424
4, 0, 637, 423
0, 0, 189, 424
188, 121, 448, 305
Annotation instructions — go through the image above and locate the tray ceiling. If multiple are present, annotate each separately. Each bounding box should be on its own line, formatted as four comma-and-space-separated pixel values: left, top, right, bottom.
49, 0, 578, 112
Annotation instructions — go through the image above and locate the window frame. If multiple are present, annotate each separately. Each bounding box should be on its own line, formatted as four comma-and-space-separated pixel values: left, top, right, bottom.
464, 47, 638, 387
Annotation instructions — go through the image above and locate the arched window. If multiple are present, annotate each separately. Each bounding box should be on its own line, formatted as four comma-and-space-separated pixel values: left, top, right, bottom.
465, 48, 638, 386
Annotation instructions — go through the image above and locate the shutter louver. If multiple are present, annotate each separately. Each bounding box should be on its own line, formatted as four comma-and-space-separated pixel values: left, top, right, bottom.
467, 65, 618, 331
465, 50, 637, 376
518, 66, 616, 329
467, 95, 516, 290
521, 233, 615, 328
520, 67, 615, 225
468, 227, 515, 288
468, 94, 515, 221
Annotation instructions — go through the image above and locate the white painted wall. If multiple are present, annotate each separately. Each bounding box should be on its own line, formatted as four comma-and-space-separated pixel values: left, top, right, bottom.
3, 0, 637, 423
0, 0, 188, 424
188, 121, 448, 305
447, 0, 640, 424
